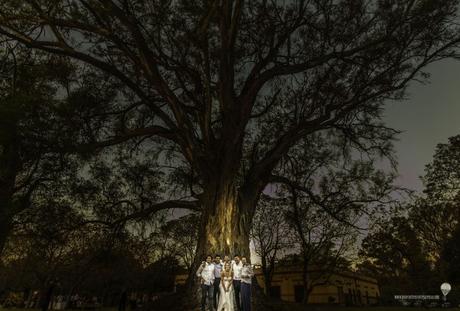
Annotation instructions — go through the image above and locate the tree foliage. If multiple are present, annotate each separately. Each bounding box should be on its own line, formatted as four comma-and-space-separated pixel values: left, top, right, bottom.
1, 0, 458, 256
0, 50, 82, 255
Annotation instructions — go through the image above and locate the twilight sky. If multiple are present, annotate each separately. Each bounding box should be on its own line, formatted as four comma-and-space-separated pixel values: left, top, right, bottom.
384, 59, 460, 193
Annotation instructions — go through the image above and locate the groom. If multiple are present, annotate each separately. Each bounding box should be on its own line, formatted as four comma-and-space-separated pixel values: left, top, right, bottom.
232, 255, 243, 310
240, 256, 254, 311
213, 255, 223, 310
196, 255, 215, 311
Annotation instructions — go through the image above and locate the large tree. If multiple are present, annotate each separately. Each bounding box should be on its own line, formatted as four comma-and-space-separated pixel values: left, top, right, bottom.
0, 50, 78, 255
1, 0, 460, 302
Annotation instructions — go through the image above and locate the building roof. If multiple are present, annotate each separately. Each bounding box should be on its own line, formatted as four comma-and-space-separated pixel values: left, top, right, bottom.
253, 264, 378, 285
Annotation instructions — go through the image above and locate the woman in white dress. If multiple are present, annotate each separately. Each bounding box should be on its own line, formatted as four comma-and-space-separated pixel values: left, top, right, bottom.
217, 262, 235, 311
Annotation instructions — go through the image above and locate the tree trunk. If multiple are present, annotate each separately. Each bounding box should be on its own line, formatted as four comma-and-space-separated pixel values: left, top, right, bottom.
188, 187, 251, 289
261, 257, 270, 297
302, 258, 309, 305
263, 273, 272, 298
118, 290, 127, 311
0, 140, 19, 257
261, 256, 275, 297
0, 208, 12, 256
172, 176, 273, 310
40, 283, 55, 311
202, 186, 251, 257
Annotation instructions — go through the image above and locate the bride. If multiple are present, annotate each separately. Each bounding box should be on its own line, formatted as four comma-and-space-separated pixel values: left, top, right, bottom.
217, 262, 235, 311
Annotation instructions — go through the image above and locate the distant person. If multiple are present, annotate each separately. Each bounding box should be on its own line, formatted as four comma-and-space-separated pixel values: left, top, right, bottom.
118, 290, 127, 311
196, 255, 215, 311
213, 255, 223, 310
240, 256, 254, 311
129, 298, 136, 310
40, 279, 56, 311
56, 295, 64, 310
231, 255, 243, 311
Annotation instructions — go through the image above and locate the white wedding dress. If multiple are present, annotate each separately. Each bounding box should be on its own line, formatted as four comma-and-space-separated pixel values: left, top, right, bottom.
217, 275, 235, 311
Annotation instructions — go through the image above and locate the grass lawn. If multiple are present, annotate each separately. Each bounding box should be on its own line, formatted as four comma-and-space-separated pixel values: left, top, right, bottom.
0, 309, 116, 311
269, 305, 459, 311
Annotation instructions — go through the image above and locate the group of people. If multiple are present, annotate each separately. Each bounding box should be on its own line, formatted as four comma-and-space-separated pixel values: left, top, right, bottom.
196, 255, 254, 311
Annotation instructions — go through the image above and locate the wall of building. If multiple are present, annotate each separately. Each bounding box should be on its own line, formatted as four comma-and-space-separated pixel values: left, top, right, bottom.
254, 269, 380, 305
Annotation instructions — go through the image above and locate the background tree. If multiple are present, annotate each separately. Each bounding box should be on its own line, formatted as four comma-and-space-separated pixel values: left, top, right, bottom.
410, 135, 460, 260
358, 216, 437, 303
0, 142, 184, 309
159, 213, 200, 272
357, 133, 460, 304
265, 128, 398, 304
405, 134, 460, 304
285, 188, 359, 304
251, 195, 290, 297
440, 224, 460, 284
1, 197, 168, 310
0, 50, 73, 255
3, 197, 93, 311
0, 47, 127, 256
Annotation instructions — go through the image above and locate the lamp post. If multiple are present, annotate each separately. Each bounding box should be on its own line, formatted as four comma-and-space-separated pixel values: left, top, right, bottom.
440, 283, 451, 304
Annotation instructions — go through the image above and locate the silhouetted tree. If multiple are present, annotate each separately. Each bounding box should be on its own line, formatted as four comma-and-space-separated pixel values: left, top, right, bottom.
0, 51, 73, 255
251, 195, 290, 297
160, 214, 200, 271
410, 135, 460, 260
0, 48, 123, 256
359, 216, 436, 301
440, 224, 460, 284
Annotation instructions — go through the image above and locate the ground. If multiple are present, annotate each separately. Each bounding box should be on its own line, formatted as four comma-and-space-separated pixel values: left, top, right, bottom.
2, 306, 459, 311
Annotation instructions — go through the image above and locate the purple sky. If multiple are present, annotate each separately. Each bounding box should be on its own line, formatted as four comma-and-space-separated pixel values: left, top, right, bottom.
384, 59, 460, 194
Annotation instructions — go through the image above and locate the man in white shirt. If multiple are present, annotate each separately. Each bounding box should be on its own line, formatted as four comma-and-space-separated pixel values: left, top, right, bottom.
213, 255, 223, 310
240, 256, 254, 311
196, 255, 215, 311
231, 255, 243, 311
